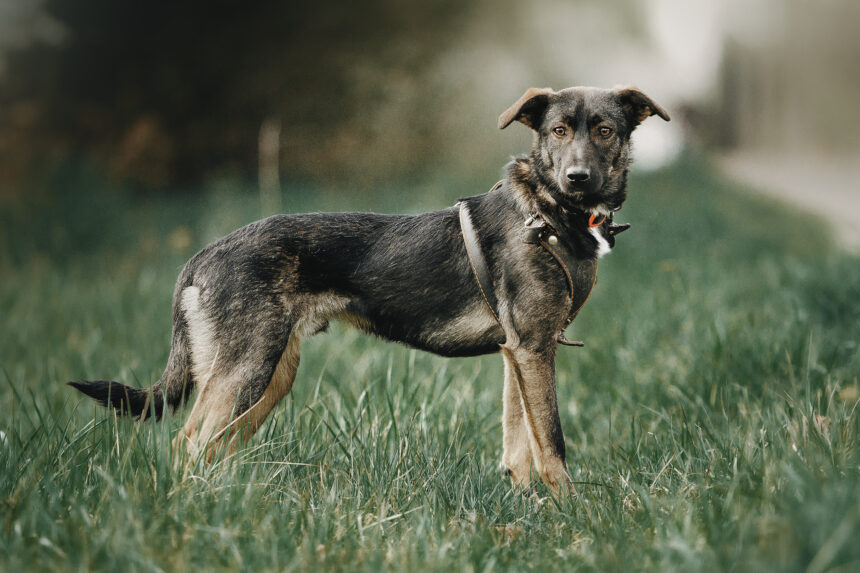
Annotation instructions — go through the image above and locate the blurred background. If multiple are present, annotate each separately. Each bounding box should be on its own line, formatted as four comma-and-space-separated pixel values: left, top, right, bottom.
4, 4, 860, 569
0, 0, 858, 238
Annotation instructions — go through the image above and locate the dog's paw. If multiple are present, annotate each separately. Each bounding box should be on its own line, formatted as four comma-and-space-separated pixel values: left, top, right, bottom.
537, 461, 578, 498
502, 462, 533, 489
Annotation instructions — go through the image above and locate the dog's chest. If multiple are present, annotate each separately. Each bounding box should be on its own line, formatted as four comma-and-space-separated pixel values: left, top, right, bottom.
529, 229, 600, 323
538, 247, 599, 326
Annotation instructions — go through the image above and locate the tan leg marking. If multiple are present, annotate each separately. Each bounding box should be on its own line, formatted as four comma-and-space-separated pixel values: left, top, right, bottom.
502, 346, 574, 495
174, 285, 302, 462
501, 348, 532, 486
174, 336, 301, 462
211, 335, 302, 456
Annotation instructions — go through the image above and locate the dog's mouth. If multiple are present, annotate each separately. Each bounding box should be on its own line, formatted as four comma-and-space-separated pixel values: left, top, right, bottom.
556, 178, 599, 201
567, 184, 592, 195
553, 177, 622, 212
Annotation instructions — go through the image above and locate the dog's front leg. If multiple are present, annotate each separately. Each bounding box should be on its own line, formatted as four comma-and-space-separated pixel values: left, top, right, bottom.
501, 346, 574, 495
501, 348, 533, 486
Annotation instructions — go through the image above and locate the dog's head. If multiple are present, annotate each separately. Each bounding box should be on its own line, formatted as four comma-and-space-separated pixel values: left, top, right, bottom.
499, 86, 669, 212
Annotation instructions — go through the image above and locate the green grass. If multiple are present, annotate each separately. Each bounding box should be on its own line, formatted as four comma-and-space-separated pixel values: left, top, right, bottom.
1, 156, 859, 572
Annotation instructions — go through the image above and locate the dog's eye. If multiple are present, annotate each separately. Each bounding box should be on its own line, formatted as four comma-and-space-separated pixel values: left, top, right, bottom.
599, 126, 613, 138
552, 126, 566, 137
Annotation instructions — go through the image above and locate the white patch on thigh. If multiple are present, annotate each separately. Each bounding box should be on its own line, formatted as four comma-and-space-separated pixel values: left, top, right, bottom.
181, 286, 220, 385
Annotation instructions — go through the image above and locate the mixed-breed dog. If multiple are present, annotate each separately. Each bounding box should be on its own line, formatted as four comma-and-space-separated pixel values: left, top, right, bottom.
71, 85, 670, 494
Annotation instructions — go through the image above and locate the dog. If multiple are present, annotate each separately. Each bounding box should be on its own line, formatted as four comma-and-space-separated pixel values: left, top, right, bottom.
70, 86, 669, 493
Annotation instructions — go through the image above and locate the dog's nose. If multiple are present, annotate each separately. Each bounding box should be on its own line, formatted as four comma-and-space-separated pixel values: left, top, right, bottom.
566, 167, 591, 183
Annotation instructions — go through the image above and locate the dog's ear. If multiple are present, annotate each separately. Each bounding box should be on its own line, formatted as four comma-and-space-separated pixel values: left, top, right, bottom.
615, 86, 670, 129
498, 87, 554, 130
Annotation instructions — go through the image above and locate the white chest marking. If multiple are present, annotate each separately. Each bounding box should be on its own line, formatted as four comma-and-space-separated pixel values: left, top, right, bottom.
589, 226, 611, 258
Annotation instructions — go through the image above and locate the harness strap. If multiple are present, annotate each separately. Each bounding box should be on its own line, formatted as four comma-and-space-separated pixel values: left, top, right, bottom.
458, 202, 501, 322
527, 217, 597, 347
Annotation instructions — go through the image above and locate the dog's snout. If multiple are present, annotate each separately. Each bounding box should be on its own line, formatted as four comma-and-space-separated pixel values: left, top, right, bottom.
566, 167, 591, 183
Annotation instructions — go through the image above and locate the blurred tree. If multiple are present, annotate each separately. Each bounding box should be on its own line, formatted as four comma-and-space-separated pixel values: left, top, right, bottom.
0, 0, 469, 190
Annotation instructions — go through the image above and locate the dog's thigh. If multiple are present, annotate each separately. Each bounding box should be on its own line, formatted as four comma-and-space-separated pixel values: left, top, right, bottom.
501, 349, 532, 486
175, 286, 294, 460
225, 334, 302, 448
503, 346, 573, 495
176, 349, 289, 461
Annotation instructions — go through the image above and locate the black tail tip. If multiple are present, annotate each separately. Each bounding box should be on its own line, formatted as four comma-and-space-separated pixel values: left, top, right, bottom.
68, 380, 161, 420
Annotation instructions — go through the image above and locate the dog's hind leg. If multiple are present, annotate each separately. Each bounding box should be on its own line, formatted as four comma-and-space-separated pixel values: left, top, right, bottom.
501, 349, 533, 487
174, 286, 297, 461
501, 346, 574, 495
210, 333, 302, 454
176, 333, 298, 462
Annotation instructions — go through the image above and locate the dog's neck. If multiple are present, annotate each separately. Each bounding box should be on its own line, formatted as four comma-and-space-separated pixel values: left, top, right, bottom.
507, 157, 623, 227
505, 156, 631, 259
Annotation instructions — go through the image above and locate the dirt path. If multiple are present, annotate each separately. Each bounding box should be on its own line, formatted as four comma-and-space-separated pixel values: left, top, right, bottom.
717, 152, 860, 251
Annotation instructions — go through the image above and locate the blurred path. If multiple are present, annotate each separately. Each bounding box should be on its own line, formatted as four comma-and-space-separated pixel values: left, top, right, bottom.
717, 153, 860, 251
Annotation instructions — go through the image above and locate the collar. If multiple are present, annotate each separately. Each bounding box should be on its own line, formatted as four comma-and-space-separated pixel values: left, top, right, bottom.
522, 209, 605, 244
588, 213, 606, 227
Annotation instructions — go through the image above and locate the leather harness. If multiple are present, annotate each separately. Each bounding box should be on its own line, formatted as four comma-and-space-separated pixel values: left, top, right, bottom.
458, 182, 602, 348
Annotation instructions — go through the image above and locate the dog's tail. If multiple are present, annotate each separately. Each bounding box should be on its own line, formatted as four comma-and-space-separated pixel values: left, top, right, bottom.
68, 379, 164, 419
69, 290, 195, 420
69, 340, 193, 420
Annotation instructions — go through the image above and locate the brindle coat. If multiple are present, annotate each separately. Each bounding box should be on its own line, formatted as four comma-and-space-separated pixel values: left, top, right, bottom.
70, 86, 669, 493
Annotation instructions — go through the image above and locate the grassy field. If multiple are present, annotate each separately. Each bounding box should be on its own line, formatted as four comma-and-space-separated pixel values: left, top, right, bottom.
1, 156, 858, 572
